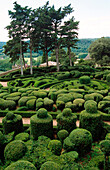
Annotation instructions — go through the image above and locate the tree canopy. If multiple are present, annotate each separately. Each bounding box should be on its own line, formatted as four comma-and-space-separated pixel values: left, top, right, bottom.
88, 37, 110, 66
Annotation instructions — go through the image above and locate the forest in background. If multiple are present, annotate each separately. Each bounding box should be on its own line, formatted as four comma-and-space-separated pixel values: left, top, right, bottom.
0, 38, 96, 59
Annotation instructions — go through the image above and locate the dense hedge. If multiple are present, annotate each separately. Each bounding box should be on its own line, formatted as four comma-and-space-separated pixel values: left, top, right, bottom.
63, 128, 92, 156
30, 108, 53, 139
56, 108, 77, 132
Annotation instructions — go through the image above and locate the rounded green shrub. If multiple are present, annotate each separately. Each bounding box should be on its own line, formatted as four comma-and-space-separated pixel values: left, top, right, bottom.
84, 100, 97, 113
4, 140, 27, 161
99, 140, 110, 156
57, 129, 69, 143
31, 90, 47, 98
36, 102, 44, 111
65, 102, 75, 112
84, 93, 103, 102
79, 76, 91, 84
30, 108, 53, 139
48, 140, 62, 155
63, 128, 92, 156
56, 100, 65, 110
26, 99, 36, 110
105, 133, 110, 140
5, 160, 36, 170
44, 98, 54, 111
4, 100, 16, 110
106, 73, 110, 83
56, 108, 77, 132
18, 96, 36, 107
40, 161, 60, 170
15, 132, 29, 141
73, 98, 85, 111
36, 98, 44, 102
61, 151, 78, 162
2, 112, 23, 134
62, 108, 72, 117
37, 108, 48, 118
79, 110, 104, 140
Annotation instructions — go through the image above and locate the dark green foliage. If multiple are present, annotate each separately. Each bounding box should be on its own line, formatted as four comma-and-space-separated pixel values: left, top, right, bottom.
44, 98, 54, 111
56, 100, 65, 110
48, 140, 62, 156
63, 128, 92, 156
84, 100, 97, 113
100, 140, 110, 156
98, 101, 110, 113
15, 132, 29, 141
80, 110, 104, 140
40, 161, 60, 170
4, 100, 16, 110
61, 151, 78, 162
106, 73, 110, 83
57, 72, 70, 80
57, 129, 69, 143
36, 102, 44, 111
2, 112, 23, 134
105, 133, 110, 140
5, 160, 36, 170
16, 106, 28, 111
79, 76, 91, 84
4, 140, 27, 161
30, 108, 53, 139
18, 96, 36, 107
6, 96, 20, 104
65, 102, 75, 112
56, 108, 77, 132
73, 98, 85, 111
84, 92, 103, 102
26, 99, 36, 110
31, 90, 47, 98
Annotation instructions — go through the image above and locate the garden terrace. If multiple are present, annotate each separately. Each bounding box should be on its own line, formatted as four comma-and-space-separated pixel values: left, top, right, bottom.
0, 65, 110, 169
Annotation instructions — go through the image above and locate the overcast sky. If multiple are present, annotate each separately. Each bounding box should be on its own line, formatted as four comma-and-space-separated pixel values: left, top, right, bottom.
0, 0, 110, 42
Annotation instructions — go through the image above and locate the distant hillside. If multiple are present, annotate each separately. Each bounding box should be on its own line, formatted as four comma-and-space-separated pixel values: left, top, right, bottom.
0, 39, 96, 58
71, 38, 96, 55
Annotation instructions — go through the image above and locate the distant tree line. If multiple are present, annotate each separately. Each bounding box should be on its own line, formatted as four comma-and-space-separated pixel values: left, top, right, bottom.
3, 1, 79, 75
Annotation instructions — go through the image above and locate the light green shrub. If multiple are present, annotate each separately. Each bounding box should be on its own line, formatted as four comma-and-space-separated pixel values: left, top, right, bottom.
5, 160, 36, 170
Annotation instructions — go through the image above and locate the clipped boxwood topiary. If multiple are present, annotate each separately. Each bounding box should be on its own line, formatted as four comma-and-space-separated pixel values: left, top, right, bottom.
44, 97, 54, 111
63, 128, 92, 156
30, 108, 53, 139
31, 90, 47, 98
79, 75, 91, 84
84, 93, 103, 102
15, 132, 29, 142
80, 101, 104, 140
48, 140, 62, 156
105, 133, 110, 140
2, 112, 23, 134
65, 102, 76, 112
60, 151, 78, 162
36, 102, 44, 111
73, 98, 85, 112
56, 108, 77, 133
5, 160, 36, 170
4, 140, 27, 161
56, 100, 65, 111
26, 99, 36, 110
57, 129, 69, 143
84, 100, 97, 113
106, 73, 110, 83
40, 161, 60, 170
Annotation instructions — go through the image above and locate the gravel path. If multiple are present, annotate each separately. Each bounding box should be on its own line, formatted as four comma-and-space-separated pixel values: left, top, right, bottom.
0, 82, 7, 87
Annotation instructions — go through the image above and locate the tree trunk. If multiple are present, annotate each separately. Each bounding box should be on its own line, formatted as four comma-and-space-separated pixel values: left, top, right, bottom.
22, 53, 26, 69
68, 47, 72, 66
20, 38, 23, 75
55, 47, 59, 72
46, 48, 48, 67
30, 39, 33, 75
